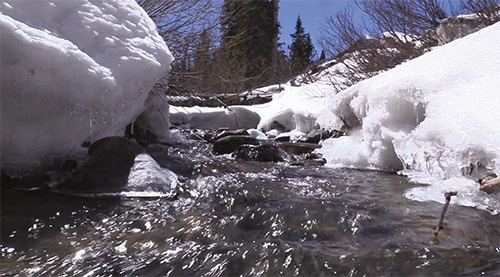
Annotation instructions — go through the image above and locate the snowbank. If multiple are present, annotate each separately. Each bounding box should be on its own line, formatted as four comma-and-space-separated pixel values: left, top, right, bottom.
0, 0, 173, 175
169, 82, 331, 139
317, 22, 500, 213
170, 106, 260, 130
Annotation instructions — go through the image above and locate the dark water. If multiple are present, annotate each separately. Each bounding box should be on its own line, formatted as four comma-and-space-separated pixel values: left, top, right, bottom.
1, 140, 499, 276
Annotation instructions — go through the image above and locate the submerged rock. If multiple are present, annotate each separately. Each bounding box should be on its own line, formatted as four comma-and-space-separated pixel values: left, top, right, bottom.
56, 137, 177, 197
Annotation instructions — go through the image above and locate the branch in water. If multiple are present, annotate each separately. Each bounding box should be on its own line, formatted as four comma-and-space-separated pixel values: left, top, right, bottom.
430, 191, 458, 245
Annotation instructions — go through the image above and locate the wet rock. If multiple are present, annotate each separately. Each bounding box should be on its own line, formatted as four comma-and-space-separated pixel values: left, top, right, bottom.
275, 135, 290, 142
276, 142, 321, 155
234, 144, 291, 163
56, 136, 177, 196
290, 153, 327, 166
290, 158, 326, 167
212, 135, 259, 155
305, 129, 331, 143
61, 159, 78, 172
1, 172, 50, 190
237, 208, 266, 230
214, 129, 250, 141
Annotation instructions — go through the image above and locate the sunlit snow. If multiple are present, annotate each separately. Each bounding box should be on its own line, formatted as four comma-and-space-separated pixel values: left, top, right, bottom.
0, 0, 173, 175
170, 22, 500, 214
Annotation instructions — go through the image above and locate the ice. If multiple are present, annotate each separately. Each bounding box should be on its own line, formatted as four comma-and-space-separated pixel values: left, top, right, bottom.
316, 22, 500, 213
1, 0, 173, 175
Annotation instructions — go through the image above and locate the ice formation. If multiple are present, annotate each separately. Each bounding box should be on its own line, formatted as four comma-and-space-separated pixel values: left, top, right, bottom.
0, 0, 173, 175
316, 22, 500, 213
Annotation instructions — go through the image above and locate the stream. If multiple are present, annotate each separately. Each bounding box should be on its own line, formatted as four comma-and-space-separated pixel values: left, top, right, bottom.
1, 138, 499, 276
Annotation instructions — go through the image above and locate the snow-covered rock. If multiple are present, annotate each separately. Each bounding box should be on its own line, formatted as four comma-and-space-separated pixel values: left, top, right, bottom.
55, 137, 177, 198
170, 105, 260, 130
436, 14, 485, 45
0, 0, 173, 175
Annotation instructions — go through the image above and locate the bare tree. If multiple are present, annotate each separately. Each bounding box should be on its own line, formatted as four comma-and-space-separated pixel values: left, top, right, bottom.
461, 0, 500, 24
319, 0, 459, 91
137, 0, 221, 95
319, 0, 499, 92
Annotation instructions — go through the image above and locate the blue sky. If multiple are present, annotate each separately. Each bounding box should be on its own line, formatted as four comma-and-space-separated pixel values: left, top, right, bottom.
279, 0, 352, 55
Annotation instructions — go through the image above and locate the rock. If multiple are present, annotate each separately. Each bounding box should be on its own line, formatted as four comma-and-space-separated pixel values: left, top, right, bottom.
290, 152, 327, 166
436, 15, 485, 45
234, 144, 292, 163
56, 137, 177, 196
212, 135, 259, 155
290, 158, 327, 167
276, 142, 321, 155
61, 159, 78, 172
305, 129, 332, 143
214, 129, 250, 141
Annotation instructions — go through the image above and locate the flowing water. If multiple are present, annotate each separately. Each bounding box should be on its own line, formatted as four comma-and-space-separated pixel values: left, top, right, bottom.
1, 139, 499, 276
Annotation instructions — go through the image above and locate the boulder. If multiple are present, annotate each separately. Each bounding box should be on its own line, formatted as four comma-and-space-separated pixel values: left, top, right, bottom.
213, 135, 259, 155
276, 142, 321, 155
305, 129, 332, 143
56, 137, 177, 197
214, 129, 250, 141
436, 15, 485, 45
234, 144, 291, 163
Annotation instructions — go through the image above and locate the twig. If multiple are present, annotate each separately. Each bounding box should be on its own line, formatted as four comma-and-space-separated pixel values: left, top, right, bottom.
215, 97, 239, 128
430, 191, 458, 245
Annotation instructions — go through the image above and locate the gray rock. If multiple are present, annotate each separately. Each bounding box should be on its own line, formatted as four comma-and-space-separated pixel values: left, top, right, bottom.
276, 142, 321, 155
234, 144, 291, 163
436, 16, 484, 45
212, 135, 259, 155
56, 136, 177, 197
305, 129, 332, 143
214, 129, 250, 141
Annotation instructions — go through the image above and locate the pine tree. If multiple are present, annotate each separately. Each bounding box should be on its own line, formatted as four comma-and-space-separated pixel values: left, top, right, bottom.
193, 29, 211, 71
289, 16, 315, 74
221, 0, 279, 90
319, 50, 326, 61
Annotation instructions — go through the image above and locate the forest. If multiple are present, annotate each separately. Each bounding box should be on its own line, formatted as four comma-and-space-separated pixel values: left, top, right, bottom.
137, 0, 499, 96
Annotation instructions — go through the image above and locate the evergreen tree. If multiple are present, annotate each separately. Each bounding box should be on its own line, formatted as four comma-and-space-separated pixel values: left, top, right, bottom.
221, 0, 279, 90
193, 29, 211, 71
289, 16, 315, 74
319, 50, 326, 61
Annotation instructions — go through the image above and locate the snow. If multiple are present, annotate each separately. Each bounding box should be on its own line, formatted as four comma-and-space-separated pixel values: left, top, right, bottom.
170, 105, 261, 130
4, 0, 495, 213
0, 0, 173, 175
169, 22, 500, 214
316, 22, 500, 214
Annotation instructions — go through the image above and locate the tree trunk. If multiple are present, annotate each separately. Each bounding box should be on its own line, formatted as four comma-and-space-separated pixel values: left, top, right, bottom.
271, 0, 279, 83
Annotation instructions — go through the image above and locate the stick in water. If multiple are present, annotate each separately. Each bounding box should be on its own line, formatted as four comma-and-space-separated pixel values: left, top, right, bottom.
430, 191, 458, 245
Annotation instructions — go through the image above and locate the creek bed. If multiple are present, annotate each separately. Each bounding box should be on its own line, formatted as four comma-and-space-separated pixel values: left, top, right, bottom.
1, 139, 499, 276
